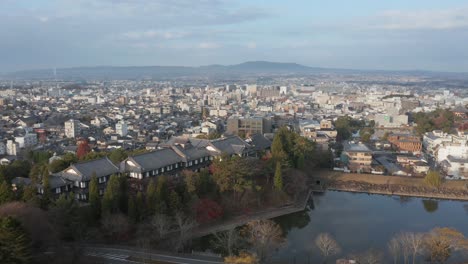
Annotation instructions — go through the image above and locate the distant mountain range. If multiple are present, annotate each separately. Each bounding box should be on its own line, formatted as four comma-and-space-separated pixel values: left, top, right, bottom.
2, 61, 466, 80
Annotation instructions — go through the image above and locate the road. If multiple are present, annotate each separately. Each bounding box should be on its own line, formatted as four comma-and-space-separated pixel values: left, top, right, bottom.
82, 245, 223, 264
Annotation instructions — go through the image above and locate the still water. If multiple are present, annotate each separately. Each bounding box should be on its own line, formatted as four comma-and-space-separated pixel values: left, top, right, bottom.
273, 191, 468, 263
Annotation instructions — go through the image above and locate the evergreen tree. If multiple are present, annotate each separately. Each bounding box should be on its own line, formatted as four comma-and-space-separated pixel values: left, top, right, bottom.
136, 191, 145, 220
271, 131, 286, 163
119, 176, 128, 214
0, 216, 32, 264
146, 179, 157, 213
0, 181, 14, 205
22, 185, 39, 206
274, 162, 283, 191
156, 175, 168, 203
296, 153, 305, 169
101, 174, 121, 215
127, 195, 138, 223
88, 173, 100, 222
169, 190, 182, 214
41, 168, 51, 209
109, 148, 128, 164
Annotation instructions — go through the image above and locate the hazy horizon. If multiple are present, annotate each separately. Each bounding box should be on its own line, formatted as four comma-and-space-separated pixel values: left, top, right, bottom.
2, 0, 468, 72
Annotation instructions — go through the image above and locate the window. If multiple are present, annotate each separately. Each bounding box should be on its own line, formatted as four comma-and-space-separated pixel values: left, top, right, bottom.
55, 188, 61, 194
80, 182, 86, 188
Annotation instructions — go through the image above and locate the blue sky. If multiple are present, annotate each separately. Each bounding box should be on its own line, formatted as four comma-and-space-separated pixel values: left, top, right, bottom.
1, 0, 468, 72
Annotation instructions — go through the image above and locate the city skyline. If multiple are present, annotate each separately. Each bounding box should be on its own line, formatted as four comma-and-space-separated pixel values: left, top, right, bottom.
1, 0, 468, 72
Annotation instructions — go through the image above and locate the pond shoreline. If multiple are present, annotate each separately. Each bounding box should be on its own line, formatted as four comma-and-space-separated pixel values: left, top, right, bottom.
324, 187, 468, 202
313, 170, 468, 202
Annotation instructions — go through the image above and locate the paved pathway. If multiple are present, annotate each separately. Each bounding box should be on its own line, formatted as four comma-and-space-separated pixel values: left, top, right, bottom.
83, 245, 223, 264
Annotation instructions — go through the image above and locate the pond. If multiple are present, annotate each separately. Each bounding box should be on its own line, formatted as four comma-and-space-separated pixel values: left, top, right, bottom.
273, 191, 468, 263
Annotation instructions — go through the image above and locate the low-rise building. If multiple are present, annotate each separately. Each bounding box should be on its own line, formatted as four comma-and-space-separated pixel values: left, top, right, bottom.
342, 142, 373, 173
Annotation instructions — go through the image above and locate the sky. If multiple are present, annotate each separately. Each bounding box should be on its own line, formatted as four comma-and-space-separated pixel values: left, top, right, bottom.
1, 0, 468, 72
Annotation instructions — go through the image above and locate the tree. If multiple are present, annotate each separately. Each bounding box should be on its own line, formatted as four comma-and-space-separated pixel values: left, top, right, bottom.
101, 175, 121, 215
174, 212, 197, 252
424, 227, 468, 263
315, 233, 341, 263
76, 140, 91, 160
101, 213, 131, 241
169, 190, 182, 214
155, 176, 169, 215
109, 148, 128, 164
349, 249, 383, 264
21, 185, 39, 206
0, 216, 32, 264
224, 252, 259, 264
271, 131, 286, 163
402, 232, 424, 264
194, 198, 224, 224
48, 153, 77, 173
88, 173, 100, 222
388, 237, 401, 264
244, 220, 284, 262
40, 169, 51, 209
50, 194, 82, 241
146, 179, 158, 214
127, 195, 138, 223
425, 171, 442, 189
273, 162, 283, 190
0, 181, 14, 205
211, 155, 256, 203
151, 213, 171, 239
135, 192, 145, 221
212, 228, 243, 256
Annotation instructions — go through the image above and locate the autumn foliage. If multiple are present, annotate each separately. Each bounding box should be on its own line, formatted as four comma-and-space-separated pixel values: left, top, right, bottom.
194, 198, 223, 224
76, 139, 91, 160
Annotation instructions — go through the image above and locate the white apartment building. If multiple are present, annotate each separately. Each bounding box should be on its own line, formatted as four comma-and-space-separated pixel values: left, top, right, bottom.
64, 119, 80, 138
115, 120, 128, 137
6, 140, 19, 156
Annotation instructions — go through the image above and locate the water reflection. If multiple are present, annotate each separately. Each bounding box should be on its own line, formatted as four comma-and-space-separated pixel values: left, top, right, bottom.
422, 199, 439, 213
274, 209, 311, 236
273, 191, 468, 264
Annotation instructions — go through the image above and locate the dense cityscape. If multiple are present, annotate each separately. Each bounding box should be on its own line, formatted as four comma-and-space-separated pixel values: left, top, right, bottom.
0, 67, 467, 263
1, 0, 468, 264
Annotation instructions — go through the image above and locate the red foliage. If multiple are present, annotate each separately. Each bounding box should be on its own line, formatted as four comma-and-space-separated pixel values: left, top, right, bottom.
76, 139, 91, 159
194, 198, 223, 224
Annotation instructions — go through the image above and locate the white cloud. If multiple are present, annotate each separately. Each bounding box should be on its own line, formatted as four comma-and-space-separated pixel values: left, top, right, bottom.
198, 42, 220, 49
246, 42, 257, 49
369, 7, 468, 30
121, 30, 187, 40
38, 16, 49, 22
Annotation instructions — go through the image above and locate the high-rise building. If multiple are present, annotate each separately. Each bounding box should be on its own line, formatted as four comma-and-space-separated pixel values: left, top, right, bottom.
64, 119, 80, 138
116, 120, 128, 137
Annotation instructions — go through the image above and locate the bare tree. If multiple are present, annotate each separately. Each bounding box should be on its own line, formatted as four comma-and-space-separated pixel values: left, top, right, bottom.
350, 249, 383, 264
244, 220, 284, 263
315, 233, 341, 263
388, 237, 401, 264
407, 232, 424, 264
151, 213, 171, 239
211, 228, 242, 256
173, 211, 197, 252
396, 232, 412, 264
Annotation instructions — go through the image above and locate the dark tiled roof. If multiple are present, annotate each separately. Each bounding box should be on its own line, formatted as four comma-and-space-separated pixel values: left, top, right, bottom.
250, 134, 272, 151
60, 157, 119, 182
128, 148, 183, 171
211, 136, 252, 155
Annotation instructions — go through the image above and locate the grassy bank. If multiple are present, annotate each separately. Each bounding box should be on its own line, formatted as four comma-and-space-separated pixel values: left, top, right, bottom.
313, 170, 468, 201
